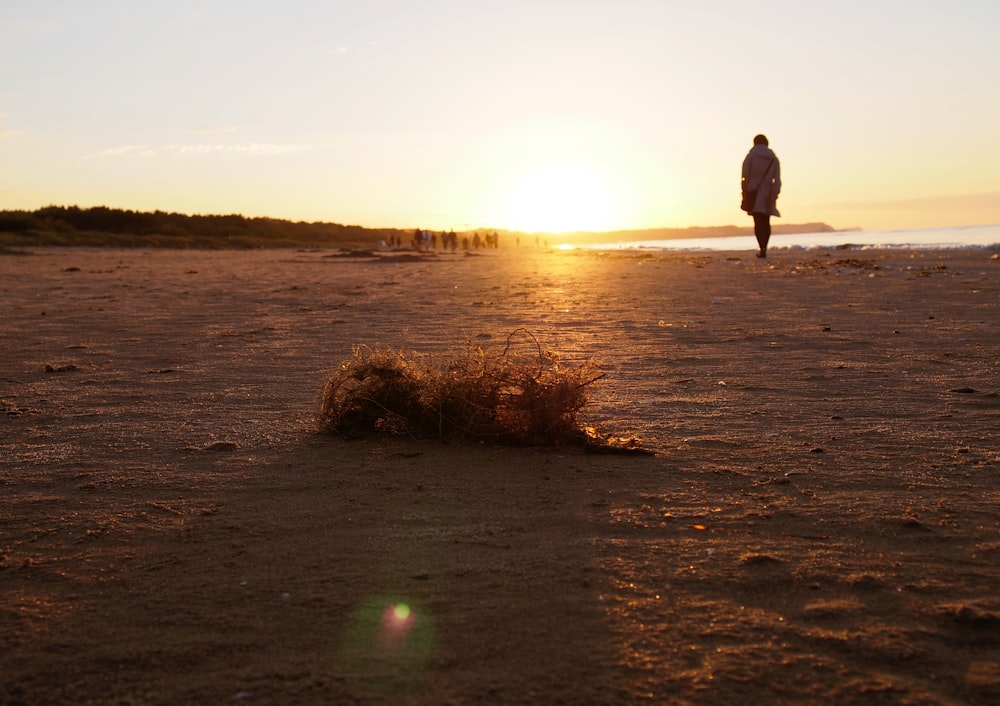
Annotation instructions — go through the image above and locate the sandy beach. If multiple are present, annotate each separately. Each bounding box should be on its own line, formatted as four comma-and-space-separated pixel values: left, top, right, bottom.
2, 244, 999, 705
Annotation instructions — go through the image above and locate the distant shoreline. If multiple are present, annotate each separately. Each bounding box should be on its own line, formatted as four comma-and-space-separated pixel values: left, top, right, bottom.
0, 205, 847, 249
547, 222, 852, 245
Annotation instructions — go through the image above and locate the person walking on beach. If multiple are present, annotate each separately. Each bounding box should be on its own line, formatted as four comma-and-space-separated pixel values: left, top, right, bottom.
741, 134, 781, 258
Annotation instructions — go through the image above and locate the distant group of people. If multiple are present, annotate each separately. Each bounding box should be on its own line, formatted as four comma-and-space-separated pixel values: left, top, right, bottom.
380, 229, 504, 252
411, 229, 455, 251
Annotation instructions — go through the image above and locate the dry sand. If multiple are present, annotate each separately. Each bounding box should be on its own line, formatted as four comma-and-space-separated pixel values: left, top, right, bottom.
1, 244, 999, 705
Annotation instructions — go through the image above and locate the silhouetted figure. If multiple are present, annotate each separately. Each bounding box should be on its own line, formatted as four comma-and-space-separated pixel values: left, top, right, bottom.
741, 134, 781, 258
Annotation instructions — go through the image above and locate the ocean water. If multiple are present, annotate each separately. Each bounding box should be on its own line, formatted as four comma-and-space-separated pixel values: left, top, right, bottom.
584, 223, 1000, 253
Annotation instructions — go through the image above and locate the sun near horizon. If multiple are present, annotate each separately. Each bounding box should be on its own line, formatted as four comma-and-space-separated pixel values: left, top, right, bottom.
494, 162, 627, 234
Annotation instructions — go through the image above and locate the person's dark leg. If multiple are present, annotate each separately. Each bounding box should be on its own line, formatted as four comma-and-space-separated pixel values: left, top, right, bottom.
753, 213, 771, 257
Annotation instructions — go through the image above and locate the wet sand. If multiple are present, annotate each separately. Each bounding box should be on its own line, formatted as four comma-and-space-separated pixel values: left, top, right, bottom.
2, 245, 999, 704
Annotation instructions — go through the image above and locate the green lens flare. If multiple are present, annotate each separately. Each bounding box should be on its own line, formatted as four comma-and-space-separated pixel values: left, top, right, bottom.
337, 596, 435, 699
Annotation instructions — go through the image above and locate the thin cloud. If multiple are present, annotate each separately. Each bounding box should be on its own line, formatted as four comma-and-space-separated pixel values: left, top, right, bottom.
84, 145, 156, 159
0, 129, 15, 139
165, 143, 311, 155
84, 142, 313, 159
327, 40, 381, 55
178, 126, 240, 135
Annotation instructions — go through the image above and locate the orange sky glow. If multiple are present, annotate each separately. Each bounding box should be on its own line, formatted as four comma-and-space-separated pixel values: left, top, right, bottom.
2, 1, 999, 234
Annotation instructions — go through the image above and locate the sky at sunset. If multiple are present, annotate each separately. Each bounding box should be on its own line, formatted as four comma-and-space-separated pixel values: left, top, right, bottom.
2, 0, 999, 234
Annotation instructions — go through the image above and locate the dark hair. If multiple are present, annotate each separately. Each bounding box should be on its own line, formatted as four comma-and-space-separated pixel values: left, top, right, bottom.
753, 134, 769, 146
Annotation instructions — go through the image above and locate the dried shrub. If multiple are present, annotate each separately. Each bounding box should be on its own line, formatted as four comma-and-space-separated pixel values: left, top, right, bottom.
319, 329, 639, 450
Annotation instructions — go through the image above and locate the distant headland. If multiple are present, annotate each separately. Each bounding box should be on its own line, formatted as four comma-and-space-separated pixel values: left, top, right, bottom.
0, 205, 849, 249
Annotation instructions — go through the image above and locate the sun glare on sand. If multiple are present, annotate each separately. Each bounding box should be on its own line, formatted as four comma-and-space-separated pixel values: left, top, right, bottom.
500, 163, 622, 233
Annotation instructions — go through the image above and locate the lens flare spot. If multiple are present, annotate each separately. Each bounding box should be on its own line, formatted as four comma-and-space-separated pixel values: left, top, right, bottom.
380, 602, 416, 649
337, 596, 435, 698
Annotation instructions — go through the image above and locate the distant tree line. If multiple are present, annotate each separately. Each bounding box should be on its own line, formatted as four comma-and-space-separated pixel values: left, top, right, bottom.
0, 205, 842, 250
0, 206, 408, 249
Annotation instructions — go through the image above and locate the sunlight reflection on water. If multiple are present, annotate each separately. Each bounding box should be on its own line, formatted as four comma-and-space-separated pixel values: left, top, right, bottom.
579, 224, 1000, 252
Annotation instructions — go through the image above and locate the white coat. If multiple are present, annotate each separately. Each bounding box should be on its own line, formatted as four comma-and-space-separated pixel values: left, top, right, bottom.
741, 144, 781, 217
